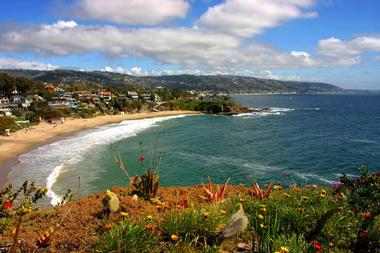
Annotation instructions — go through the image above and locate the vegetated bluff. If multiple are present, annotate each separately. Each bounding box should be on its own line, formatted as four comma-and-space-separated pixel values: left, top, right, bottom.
0, 69, 342, 93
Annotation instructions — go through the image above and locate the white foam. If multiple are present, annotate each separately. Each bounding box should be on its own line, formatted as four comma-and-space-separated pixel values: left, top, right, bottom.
234, 107, 294, 117
9, 115, 188, 205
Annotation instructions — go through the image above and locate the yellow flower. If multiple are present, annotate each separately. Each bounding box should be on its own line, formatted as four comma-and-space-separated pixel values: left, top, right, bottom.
275, 251, 281, 253
284, 193, 291, 197
171, 234, 179, 241
319, 193, 326, 198
120, 212, 129, 217
337, 206, 344, 212
321, 189, 326, 194
312, 184, 318, 189
146, 215, 153, 221
274, 185, 282, 190
220, 210, 226, 215
301, 196, 309, 201
260, 223, 265, 229
260, 205, 267, 212
280, 246, 289, 253
203, 211, 210, 219
258, 214, 264, 220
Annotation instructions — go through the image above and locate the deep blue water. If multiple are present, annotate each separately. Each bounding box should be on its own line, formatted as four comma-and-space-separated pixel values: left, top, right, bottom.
10, 93, 380, 203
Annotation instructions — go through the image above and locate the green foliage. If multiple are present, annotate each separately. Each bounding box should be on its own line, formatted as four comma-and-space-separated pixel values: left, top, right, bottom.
338, 166, 380, 214
272, 233, 309, 253
0, 117, 17, 135
161, 200, 237, 248
96, 220, 160, 253
131, 169, 159, 200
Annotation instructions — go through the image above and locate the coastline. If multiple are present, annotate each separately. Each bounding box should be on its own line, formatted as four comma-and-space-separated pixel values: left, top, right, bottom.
0, 110, 201, 187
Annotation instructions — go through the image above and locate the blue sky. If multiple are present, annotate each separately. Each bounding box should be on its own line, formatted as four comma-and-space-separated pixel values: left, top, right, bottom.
0, 0, 379, 89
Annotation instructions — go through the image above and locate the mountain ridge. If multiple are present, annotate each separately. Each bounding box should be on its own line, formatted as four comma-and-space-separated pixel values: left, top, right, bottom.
0, 69, 343, 93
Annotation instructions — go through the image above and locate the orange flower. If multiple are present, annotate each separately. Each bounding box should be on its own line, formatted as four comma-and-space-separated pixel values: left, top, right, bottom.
361, 213, 372, 220
171, 234, 179, 241
104, 224, 113, 230
2, 201, 13, 209
179, 188, 187, 196
260, 205, 267, 212
145, 224, 155, 232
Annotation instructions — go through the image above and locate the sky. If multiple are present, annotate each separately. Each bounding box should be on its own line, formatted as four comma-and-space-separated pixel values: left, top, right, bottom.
0, 0, 379, 89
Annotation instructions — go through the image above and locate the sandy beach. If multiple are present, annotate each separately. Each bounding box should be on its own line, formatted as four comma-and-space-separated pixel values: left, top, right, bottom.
0, 110, 200, 186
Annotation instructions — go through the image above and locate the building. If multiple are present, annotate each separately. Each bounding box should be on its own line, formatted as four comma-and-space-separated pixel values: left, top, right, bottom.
127, 91, 139, 100
141, 94, 152, 101
98, 91, 112, 101
48, 97, 70, 108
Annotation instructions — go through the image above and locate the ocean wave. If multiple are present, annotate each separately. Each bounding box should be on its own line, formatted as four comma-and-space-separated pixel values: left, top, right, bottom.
293, 172, 336, 184
9, 115, 188, 205
234, 107, 294, 117
298, 108, 320, 111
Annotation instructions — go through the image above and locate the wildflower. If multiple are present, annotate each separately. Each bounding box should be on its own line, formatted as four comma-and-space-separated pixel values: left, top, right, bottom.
312, 240, 322, 250
260, 205, 267, 213
299, 208, 305, 213
146, 215, 153, 221
139, 155, 145, 161
171, 234, 179, 241
181, 199, 188, 208
179, 188, 186, 196
120, 212, 129, 217
321, 189, 326, 194
260, 224, 265, 229
2, 201, 13, 209
361, 213, 372, 220
145, 224, 154, 232
203, 211, 210, 219
104, 224, 113, 230
274, 185, 282, 190
284, 193, 291, 197
258, 214, 264, 220
312, 184, 318, 189
280, 246, 289, 253
132, 194, 138, 202
329, 242, 336, 247
21, 205, 32, 214
337, 206, 344, 212
331, 182, 342, 190
220, 210, 226, 215
301, 196, 309, 201
319, 192, 326, 198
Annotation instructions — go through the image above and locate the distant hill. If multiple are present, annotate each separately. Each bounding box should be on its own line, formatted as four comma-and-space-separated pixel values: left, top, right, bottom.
0, 69, 342, 93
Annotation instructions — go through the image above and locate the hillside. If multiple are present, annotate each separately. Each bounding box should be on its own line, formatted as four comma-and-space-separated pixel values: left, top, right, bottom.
0, 69, 342, 93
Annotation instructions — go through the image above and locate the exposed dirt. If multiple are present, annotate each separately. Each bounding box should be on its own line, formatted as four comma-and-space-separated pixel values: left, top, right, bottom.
0, 184, 246, 252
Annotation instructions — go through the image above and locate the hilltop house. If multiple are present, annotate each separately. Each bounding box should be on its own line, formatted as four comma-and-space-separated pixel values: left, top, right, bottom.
127, 91, 139, 100
10, 95, 32, 108
141, 94, 152, 101
48, 97, 78, 108
98, 91, 112, 101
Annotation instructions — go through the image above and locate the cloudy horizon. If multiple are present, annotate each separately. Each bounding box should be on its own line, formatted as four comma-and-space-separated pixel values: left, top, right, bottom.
0, 0, 379, 89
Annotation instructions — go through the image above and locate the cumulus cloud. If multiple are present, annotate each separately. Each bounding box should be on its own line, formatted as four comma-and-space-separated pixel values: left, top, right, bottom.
197, 0, 317, 37
318, 36, 380, 57
101, 66, 143, 75
0, 57, 58, 70
1, 21, 379, 72
70, 0, 189, 25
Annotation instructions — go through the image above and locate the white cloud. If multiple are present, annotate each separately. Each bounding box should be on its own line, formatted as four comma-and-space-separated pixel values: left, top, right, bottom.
0, 57, 58, 70
255, 69, 302, 81
130, 67, 142, 75
71, 0, 189, 25
1, 21, 379, 72
197, 0, 317, 37
318, 36, 380, 58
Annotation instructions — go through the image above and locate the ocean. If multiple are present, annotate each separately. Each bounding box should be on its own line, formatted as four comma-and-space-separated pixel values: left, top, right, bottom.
8, 93, 380, 205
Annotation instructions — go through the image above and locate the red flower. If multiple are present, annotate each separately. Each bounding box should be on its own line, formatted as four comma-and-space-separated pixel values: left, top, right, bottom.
359, 231, 369, 238
3, 201, 13, 209
181, 200, 188, 208
179, 188, 187, 196
312, 240, 322, 250
139, 155, 145, 161
145, 224, 154, 232
361, 213, 372, 220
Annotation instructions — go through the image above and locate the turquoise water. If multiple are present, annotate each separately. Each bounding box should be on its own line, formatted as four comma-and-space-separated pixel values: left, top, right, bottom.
9, 94, 380, 204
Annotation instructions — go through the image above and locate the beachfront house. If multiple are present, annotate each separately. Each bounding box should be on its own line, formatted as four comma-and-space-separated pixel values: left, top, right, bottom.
127, 91, 139, 100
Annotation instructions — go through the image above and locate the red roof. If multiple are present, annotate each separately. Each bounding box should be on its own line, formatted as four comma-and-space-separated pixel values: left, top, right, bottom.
98, 91, 112, 95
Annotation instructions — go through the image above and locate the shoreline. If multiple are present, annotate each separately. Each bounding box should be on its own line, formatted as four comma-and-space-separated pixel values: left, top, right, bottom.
0, 110, 201, 187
